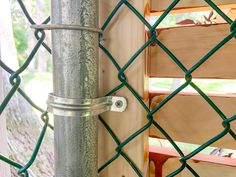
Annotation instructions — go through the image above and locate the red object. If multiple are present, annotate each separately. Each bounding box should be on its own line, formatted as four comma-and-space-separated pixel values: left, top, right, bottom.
150, 151, 175, 177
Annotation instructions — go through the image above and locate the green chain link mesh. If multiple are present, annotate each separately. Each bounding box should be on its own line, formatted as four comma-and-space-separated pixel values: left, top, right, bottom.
0, 0, 236, 176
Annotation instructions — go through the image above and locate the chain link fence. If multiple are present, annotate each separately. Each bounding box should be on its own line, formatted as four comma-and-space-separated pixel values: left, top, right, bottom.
0, 0, 236, 176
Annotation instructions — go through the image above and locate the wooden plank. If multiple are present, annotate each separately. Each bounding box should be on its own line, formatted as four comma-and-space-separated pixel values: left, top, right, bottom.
151, 0, 236, 12
149, 138, 236, 176
149, 90, 236, 100
99, 1, 149, 177
150, 147, 236, 167
148, 24, 236, 79
149, 138, 236, 167
150, 94, 236, 149
150, 4, 236, 16
161, 159, 236, 177
228, 8, 236, 19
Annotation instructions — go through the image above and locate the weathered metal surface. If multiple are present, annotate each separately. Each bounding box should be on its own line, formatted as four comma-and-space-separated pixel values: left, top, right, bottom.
51, 0, 99, 176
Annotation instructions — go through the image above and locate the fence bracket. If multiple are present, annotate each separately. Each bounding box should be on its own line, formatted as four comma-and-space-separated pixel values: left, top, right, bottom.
47, 93, 127, 117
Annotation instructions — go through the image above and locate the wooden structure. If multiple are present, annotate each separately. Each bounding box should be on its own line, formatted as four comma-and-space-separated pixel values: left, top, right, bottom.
151, 0, 236, 12
148, 0, 236, 176
99, 1, 149, 176
0, 0, 235, 176
98, 0, 236, 176
149, 138, 236, 177
148, 24, 236, 79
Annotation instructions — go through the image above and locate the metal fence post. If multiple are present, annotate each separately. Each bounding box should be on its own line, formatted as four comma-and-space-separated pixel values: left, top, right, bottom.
51, 0, 99, 176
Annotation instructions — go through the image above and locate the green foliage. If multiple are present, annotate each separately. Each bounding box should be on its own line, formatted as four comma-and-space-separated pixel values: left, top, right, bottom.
43, 0, 50, 15
13, 23, 28, 66
13, 24, 28, 52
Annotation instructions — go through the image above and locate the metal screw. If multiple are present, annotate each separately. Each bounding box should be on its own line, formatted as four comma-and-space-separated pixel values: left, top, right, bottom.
115, 100, 123, 108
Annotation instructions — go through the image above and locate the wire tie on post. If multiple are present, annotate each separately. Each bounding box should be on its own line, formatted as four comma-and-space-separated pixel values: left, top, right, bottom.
31, 24, 103, 34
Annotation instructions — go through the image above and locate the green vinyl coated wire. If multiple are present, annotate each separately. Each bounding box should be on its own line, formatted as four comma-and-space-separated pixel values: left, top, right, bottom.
0, 0, 235, 176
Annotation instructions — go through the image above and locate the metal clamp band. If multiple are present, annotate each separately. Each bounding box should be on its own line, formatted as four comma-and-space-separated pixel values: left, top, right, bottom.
47, 93, 127, 117
31, 24, 103, 34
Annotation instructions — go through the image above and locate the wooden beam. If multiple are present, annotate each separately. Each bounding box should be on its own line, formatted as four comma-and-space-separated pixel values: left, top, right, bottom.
99, 1, 149, 176
150, 4, 236, 16
149, 137, 236, 167
148, 24, 236, 79
160, 160, 236, 177
149, 90, 236, 100
150, 147, 236, 169
150, 93, 236, 149
151, 0, 236, 12
149, 138, 236, 177
155, 157, 236, 177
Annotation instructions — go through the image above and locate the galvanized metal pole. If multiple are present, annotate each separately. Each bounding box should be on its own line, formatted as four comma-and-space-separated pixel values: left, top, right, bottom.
51, 0, 98, 176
